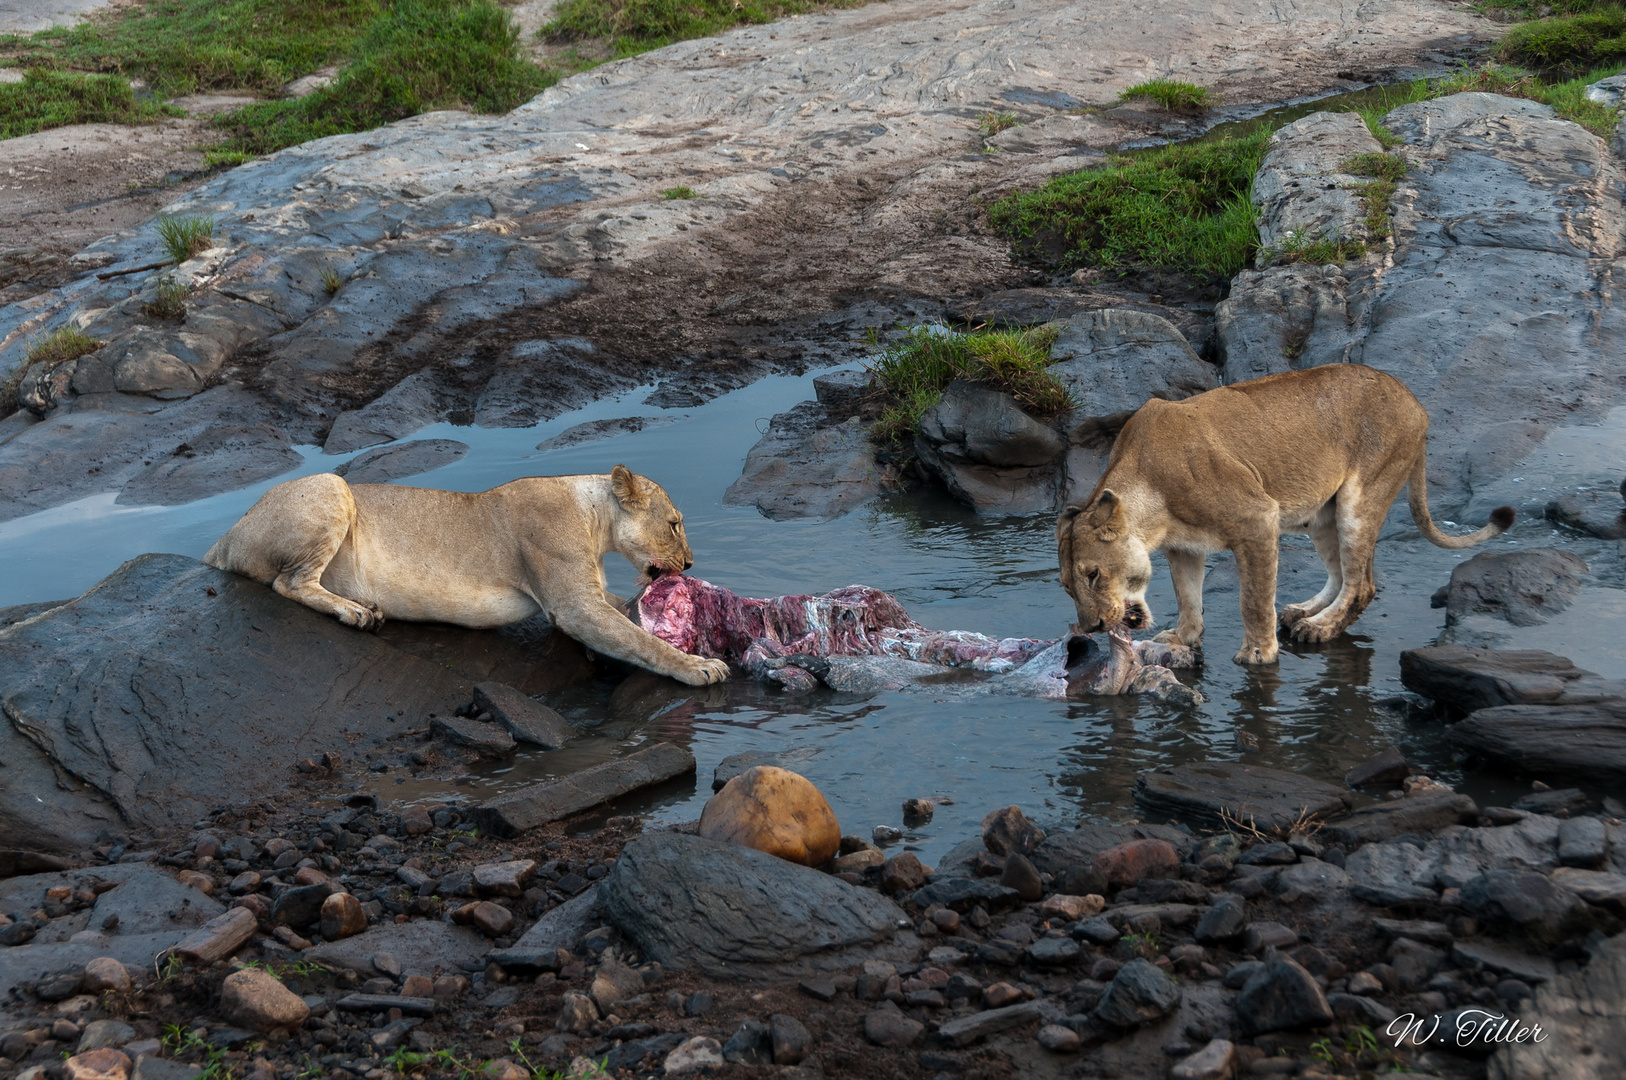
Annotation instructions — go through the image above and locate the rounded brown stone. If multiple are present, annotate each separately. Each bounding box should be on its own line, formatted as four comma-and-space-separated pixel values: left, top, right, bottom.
62, 1048, 131, 1080
81, 957, 131, 994
221, 967, 311, 1032
697, 765, 840, 866
319, 891, 368, 940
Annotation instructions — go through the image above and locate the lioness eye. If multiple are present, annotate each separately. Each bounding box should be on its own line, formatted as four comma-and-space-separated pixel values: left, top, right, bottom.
1086, 569, 1100, 587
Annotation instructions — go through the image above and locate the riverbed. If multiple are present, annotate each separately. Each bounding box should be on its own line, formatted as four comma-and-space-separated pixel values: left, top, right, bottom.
3, 365, 1618, 860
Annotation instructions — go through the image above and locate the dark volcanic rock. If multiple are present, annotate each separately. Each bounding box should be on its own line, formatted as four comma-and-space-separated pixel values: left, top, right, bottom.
1488, 930, 1625, 1079
334, 438, 469, 484
1546, 489, 1626, 540
1461, 869, 1594, 944
1322, 790, 1480, 847
601, 832, 919, 978
909, 878, 1023, 914
724, 401, 893, 521
431, 716, 516, 754
115, 423, 302, 506
1194, 896, 1247, 945
914, 381, 1065, 516
1399, 647, 1626, 712
1030, 822, 1193, 879
472, 682, 575, 749
1344, 746, 1411, 788
1449, 701, 1626, 784
1133, 762, 1352, 832
1048, 308, 1218, 438
0, 554, 472, 852
1093, 957, 1182, 1027
471, 743, 696, 837
1437, 549, 1587, 627
982, 805, 1047, 858
1235, 958, 1333, 1035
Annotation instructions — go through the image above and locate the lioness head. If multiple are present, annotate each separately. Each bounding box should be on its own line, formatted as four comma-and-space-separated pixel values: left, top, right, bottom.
1057, 490, 1153, 634
610, 464, 695, 584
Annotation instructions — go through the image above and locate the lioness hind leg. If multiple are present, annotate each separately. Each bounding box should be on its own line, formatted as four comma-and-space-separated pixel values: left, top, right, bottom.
212, 474, 384, 631
1291, 471, 1404, 642
1280, 502, 1342, 629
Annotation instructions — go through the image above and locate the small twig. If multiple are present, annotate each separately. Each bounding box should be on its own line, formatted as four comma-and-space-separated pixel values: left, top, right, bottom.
96, 259, 175, 280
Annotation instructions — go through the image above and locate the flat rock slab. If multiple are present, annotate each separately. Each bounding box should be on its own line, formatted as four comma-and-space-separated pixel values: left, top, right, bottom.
1322, 791, 1480, 847
335, 439, 469, 484
0, 864, 225, 996
489, 891, 601, 969
601, 832, 919, 978
471, 742, 696, 837
307, 920, 490, 976
1399, 646, 1626, 711
1439, 549, 1587, 628
712, 747, 822, 791
0, 554, 473, 851
1546, 490, 1626, 539
472, 681, 575, 749
1030, 822, 1194, 877
1488, 929, 1625, 1079
1134, 763, 1353, 832
1449, 701, 1626, 784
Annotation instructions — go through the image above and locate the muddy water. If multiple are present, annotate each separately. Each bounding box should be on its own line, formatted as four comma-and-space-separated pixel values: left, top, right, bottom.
1, 370, 1620, 860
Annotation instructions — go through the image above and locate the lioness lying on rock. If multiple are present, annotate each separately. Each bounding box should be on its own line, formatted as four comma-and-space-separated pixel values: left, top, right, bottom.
1058, 365, 1514, 666
204, 465, 730, 685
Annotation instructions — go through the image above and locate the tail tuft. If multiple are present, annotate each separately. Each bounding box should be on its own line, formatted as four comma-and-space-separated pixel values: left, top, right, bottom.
1491, 505, 1516, 530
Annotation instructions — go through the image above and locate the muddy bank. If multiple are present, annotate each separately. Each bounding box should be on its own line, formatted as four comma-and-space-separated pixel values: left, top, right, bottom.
0, 0, 1492, 517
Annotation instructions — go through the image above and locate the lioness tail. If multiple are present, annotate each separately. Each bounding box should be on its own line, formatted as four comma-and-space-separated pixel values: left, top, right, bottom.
1407, 454, 1514, 549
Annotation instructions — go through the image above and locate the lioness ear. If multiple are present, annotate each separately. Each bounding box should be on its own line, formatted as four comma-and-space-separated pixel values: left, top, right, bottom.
1087, 489, 1126, 543
610, 464, 649, 510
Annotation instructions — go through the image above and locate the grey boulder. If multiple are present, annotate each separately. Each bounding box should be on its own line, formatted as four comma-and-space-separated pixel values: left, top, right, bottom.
600, 832, 919, 977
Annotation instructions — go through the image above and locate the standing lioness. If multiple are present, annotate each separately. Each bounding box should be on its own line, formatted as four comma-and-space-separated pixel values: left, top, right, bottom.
1057, 365, 1514, 666
204, 465, 730, 686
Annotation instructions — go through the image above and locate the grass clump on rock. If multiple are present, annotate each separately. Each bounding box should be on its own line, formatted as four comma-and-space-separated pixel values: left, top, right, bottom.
213, 0, 550, 155
156, 214, 214, 262
1117, 79, 1213, 112
3, 327, 101, 412
866, 325, 1069, 445
541, 0, 869, 57
988, 130, 1269, 284
0, 68, 180, 138
1342, 151, 1407, 241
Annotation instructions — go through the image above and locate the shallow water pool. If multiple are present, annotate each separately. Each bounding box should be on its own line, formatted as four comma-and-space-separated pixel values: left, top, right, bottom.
1, 369, 1617, 860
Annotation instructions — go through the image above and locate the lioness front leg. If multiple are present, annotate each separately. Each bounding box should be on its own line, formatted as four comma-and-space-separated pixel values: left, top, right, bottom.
1231, 538, 1280, 666
1155, 548, 1206, 650
552, 595, 729, 686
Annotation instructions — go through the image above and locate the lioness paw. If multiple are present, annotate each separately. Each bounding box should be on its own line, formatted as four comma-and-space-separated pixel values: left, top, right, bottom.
676, 657, 729, 686
1289, 618, 1340, 644
1232, 643, 1278, 666
338, 600, 384, 632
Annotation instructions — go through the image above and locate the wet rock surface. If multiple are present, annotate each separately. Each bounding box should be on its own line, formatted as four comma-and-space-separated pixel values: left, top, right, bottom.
1435, 549, 1588, 628
600, 832, 919, 977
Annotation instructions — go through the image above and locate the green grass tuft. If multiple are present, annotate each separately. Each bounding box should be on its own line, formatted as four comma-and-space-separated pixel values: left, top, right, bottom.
0, 0, 383, 97
212, 0, 551, 156
1342, 150, 1407, 241
0, 67, 181, 138
976, 111, 1019, 137
156, 214, 214, 262
142, 277, 189, 320
866, 325, 1069, 445
1264, 230, 1368, 266
661, 185, 697, 199
4, 326, 102, 412
1117, 79, 1213, 112
203, 146, 255, 169
541, 0, 870, 58
1493, 9, 1626, 76
988, 131, 1269, 283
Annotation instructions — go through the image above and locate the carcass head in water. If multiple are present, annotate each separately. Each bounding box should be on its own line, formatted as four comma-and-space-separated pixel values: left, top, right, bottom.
1064, 621, 1137, 696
